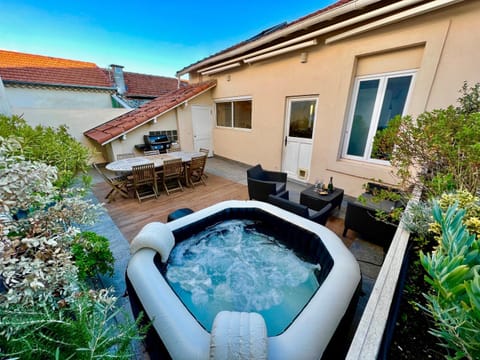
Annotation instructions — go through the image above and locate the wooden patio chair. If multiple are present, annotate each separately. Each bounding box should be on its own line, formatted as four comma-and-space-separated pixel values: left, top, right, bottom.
131, 163, 158, 202
116, 152, 135, 160
198, 148, 210, 178
186, 154, 207, 187
92, 163, 130, 202
167, 143, 181, 152
144, 150, 160, 156
161, 158, 184, 195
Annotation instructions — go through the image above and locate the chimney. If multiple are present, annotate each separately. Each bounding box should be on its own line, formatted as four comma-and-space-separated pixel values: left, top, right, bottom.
110, 64, 126, 94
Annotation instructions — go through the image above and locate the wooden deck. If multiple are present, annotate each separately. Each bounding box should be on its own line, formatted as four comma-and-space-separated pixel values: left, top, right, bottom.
92, 173, 354, 247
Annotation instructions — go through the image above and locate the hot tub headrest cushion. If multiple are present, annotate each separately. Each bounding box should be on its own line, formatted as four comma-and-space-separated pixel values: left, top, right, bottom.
130, 222, 175, 262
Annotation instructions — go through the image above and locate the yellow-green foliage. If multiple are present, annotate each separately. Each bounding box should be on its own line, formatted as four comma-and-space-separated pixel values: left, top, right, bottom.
420, 201, 480, 359
429, 190, 480, 238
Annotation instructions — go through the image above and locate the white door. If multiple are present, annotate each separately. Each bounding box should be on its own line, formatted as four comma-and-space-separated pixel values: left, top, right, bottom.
282, 97, 317, 181
192, 105, 213, 156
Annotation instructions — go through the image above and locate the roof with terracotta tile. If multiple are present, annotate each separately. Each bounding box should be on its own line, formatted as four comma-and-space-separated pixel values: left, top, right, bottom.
84, 80, 217, 145
0, 49, 113, 89
103, 69, 187, 98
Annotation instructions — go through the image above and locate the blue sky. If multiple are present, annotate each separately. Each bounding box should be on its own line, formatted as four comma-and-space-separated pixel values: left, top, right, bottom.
0, 0, 336, 77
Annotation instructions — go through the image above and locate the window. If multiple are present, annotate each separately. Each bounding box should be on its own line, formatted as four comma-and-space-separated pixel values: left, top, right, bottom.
216, 99, 252, 129
287, 98, 317, 139
343, 71, 414, 162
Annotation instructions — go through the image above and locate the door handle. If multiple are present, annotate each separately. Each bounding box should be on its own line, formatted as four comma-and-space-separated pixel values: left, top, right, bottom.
284, 136, 287, 146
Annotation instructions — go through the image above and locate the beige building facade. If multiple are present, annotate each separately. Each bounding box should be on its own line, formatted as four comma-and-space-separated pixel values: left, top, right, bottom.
178, 0, 480, 197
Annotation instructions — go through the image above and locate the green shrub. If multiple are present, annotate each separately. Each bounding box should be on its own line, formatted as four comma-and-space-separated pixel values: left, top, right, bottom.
0, 137, 145, 357
0, 289, 147, 359
72, 231, 115, 281
419, 202, 480, 359
0, 114, 91, 188
377, 83, 480, 198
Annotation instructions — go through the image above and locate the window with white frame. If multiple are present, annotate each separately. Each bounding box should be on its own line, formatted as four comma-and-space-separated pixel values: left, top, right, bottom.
216, 98, 252, 129
343, 71, 415, 162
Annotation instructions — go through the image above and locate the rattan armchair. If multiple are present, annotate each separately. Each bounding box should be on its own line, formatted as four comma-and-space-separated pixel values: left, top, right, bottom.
268, 191, 332, 226
246, 164, 287, 202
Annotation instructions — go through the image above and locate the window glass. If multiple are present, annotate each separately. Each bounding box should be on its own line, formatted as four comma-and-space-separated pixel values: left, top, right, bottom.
233, 101, 252, 129
216, 102, 232, 127
377, 76, 412, 130
289, 100, 316, 139
347, 80, 379, 156
216, 100, 252, 129
344, 72, 414, 162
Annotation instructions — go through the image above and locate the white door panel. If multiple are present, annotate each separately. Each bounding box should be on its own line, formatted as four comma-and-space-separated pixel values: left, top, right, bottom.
282, 97, 317, 182
192, 106, 213, 156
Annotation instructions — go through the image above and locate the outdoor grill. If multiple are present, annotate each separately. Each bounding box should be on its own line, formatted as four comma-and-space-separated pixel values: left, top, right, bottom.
143, 133, 172, 153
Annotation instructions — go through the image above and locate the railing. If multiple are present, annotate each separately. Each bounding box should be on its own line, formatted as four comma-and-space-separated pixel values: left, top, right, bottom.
346, 186, 421, 359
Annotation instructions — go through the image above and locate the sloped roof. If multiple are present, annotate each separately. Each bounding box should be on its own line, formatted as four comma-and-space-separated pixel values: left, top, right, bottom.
0, 49, 113, 89
84, 80, 216, 145
103, 69, 187, 98
177, 0, 356, 75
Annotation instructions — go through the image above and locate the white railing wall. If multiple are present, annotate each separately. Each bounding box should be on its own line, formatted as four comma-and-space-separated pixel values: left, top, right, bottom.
346, 187, 421, 359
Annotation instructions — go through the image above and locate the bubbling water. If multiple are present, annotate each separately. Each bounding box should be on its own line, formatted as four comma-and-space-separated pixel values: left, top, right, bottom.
166, 219, 320, 336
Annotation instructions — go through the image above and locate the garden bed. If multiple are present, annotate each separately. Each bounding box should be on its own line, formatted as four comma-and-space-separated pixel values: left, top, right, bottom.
387, 242, 447, 359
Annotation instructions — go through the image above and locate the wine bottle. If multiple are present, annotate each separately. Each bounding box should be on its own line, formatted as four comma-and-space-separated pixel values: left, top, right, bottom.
328, 177, 334, 192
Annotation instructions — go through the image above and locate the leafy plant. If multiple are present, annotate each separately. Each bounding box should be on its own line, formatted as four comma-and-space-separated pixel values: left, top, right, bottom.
0, 136, 145, 357
0, 114, 91, 188
374, 83, 480, 198
419, 202, 480, 359
72, 231, 115, 281
357, 181, 406, 224
457, 81, 480, 115
0, 289, 147, 359
371, 115, 402, 161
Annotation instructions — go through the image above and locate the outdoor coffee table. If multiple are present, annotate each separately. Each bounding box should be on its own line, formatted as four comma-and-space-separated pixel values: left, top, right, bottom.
300, 186, 344, 211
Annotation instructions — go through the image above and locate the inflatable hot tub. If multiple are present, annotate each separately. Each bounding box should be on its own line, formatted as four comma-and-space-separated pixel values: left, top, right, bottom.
126, 200, 361, 359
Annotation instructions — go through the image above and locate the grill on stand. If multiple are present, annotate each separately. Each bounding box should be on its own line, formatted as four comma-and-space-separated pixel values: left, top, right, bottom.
142, 133, 172, 153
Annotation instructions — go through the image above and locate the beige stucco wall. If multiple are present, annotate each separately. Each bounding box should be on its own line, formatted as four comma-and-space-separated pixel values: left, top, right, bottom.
6, 87, 114, 109
176, 91, 214, 152
194, 1, 480, 197
107, 110, 179, 162
13, 107, 129, 163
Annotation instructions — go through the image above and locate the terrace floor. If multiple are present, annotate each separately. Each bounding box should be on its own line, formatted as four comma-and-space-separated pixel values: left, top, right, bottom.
87, 156, 385, 358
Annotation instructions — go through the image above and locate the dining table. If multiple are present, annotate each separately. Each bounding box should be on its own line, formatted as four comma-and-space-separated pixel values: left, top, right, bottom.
105, 151, 204, 173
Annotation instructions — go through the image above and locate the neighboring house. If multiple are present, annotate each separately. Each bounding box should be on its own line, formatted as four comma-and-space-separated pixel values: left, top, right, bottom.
168, 0, 479, 197
103, 65, 187, 108
0, 49, 183, 162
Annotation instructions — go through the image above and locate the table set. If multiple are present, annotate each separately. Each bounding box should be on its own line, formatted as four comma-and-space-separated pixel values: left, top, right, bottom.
105, 151, 203, 173
300, 185, 344, 212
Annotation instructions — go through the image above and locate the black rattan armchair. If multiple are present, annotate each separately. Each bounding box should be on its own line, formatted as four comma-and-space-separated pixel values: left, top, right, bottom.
246, 164, 287, 202
267, 191, 332, 226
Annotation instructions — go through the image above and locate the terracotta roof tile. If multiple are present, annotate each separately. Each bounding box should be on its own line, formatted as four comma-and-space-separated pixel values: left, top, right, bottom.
84, 80, 217, 145
103, 69, 187, 98
0, 49, 112, 88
